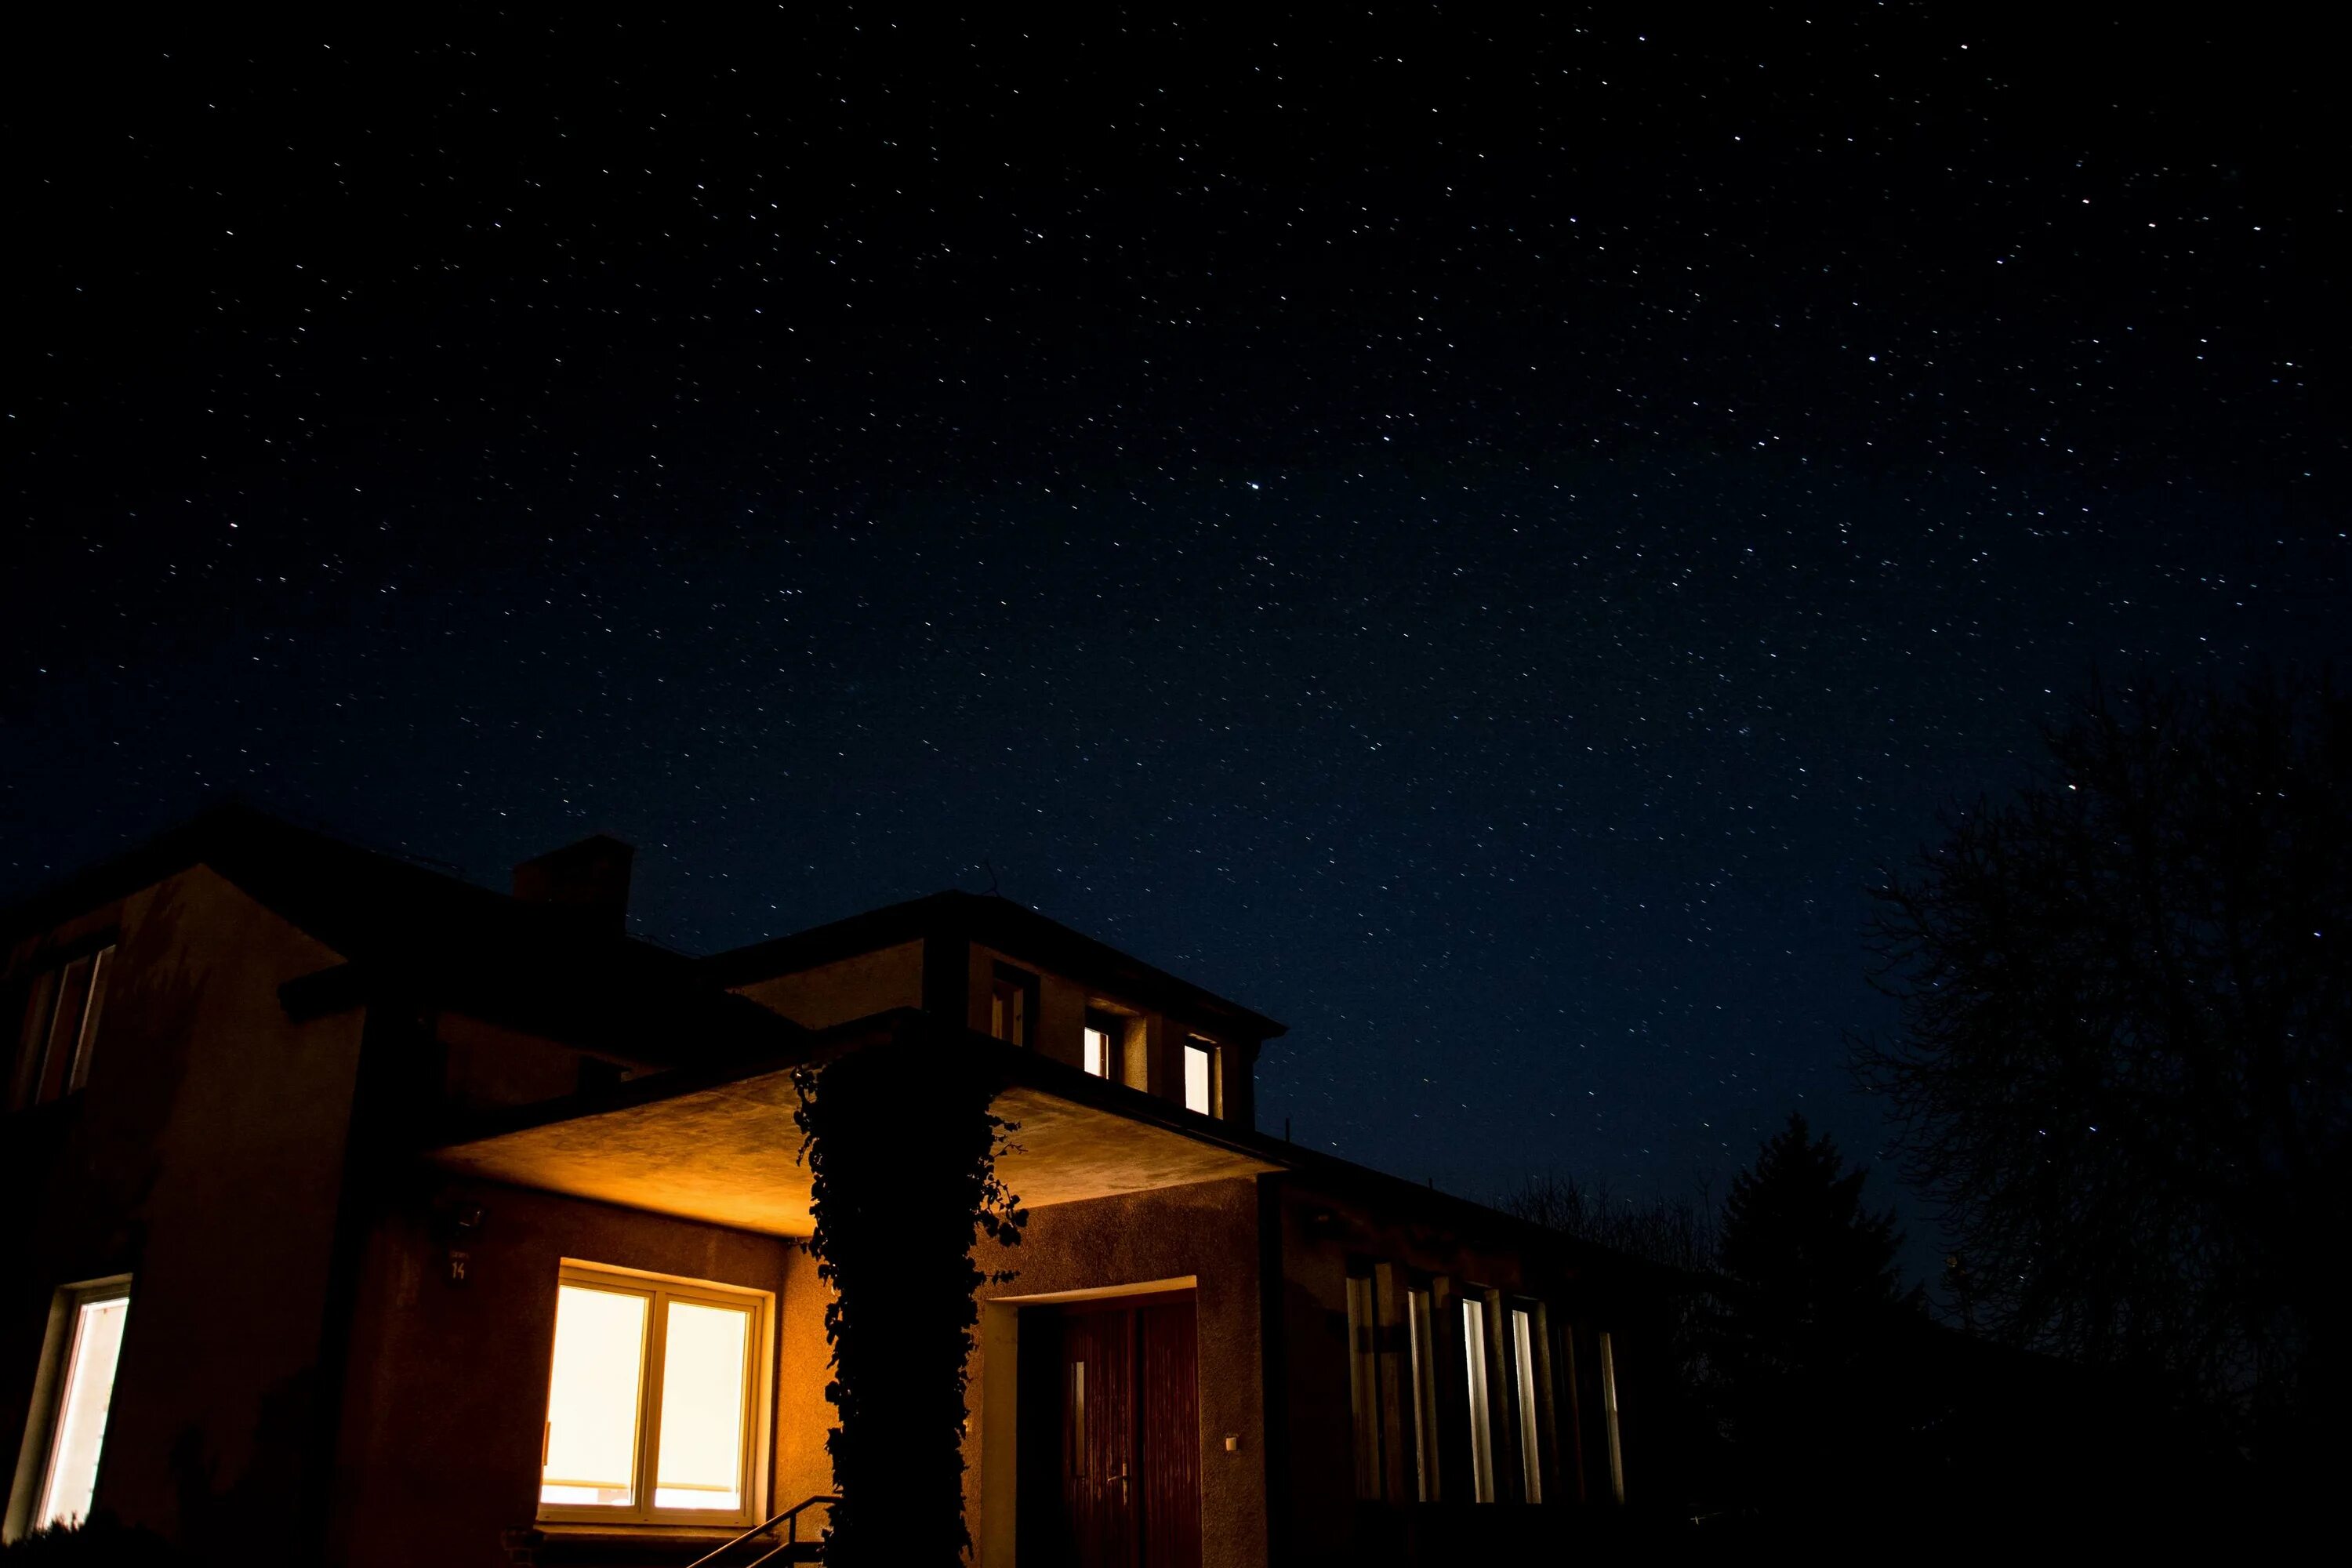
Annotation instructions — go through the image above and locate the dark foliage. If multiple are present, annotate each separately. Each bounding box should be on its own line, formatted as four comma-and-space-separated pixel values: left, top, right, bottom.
1497, 1171, 1717, 1274
0, 1517, 182, 1565
793, 1042, 1025, 1566
1860, 671, 2351, 1471
1704, 1114, 1922, 1505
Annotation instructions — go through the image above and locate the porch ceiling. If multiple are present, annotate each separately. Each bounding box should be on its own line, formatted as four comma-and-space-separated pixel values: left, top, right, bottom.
426, 1070, 1280, 1238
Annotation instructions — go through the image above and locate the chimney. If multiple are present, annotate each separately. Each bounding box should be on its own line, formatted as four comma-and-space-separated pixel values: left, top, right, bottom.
511, 834, 635, 935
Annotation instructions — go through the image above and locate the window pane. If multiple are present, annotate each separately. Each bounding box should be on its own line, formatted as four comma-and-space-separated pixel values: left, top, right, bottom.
1461, 1300, 1495, 1503
39, 1294, 130, 1530
1184, 1043, 1211, 1114
1598, 1330, 1624, 1504
1512, 1308, 1543, 1504
35, 956, 93, 1105
1083, 1025, 1109, 1078
654, 1300, 750, 1511
542, 1285, 648, 1507
1346, 1274, 1382, 1498
1406, 1289, 1438, 1502
67, 947, 113, 1094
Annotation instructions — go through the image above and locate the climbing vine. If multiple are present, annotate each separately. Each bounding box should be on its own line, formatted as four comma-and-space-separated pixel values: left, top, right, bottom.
793, 1043, 1025, 1564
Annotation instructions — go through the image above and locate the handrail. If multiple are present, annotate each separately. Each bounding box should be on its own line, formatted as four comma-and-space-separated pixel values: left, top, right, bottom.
684, 1494, 839, 1568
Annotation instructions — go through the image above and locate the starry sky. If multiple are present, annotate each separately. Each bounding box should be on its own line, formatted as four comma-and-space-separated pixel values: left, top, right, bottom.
5, 12, 2344, 1268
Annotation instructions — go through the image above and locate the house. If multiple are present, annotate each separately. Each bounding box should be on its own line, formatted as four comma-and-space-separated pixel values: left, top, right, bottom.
2, 806, 1670, 1566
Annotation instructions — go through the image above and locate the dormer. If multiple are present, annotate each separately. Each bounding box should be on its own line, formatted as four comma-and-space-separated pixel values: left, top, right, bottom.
701, 891, 1283, 1129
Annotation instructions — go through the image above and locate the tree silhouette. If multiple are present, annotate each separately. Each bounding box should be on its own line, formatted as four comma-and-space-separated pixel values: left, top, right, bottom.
1708, 1114, 1918, 1508
1860, 671, 2350, 1472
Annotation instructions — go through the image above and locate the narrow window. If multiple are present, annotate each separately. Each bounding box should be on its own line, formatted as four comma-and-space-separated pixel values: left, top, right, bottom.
539, 1265, 765, 1525
1069, 1359, 1087, 1477
1405, 1287, 1439, 1502
1082, 1009, 1118, 1080
989, 966, 1035, 1047
1461, 1298, 1496, 1503
1597, 1330, 1624, 1504
1183, 1039, 1214, 1115
1345, 1272, 1382, 1499
1510, 1307, 1543, 1504
15, 946, 114, 1110
29, 1280, 132, 1531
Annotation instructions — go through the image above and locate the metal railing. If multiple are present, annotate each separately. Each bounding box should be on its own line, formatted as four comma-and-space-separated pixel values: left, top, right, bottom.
684, 1494, 839, 1567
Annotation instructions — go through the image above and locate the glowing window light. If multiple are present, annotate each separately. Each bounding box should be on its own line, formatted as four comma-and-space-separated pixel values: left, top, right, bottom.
541, 1285, 648, 1508
37, 1291, 130, 1530
653, 1301, 750, 1511
1461, 1298, 1496, 1503
1184, 1040, 1213, 1114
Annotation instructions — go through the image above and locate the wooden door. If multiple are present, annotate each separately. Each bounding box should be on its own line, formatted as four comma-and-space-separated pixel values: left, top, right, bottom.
1135, 1299, 1200, 1568
1030, 1295, 1200, 1568
1062, 1305, 1136, 1568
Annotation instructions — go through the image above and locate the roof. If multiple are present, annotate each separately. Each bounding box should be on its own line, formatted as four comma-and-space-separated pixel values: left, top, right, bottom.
701, 889, 1287, 1042
1, 802, 811, 1066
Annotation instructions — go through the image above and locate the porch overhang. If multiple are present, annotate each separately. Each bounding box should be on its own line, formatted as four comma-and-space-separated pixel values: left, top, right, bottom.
423, 1014, 1284, 1237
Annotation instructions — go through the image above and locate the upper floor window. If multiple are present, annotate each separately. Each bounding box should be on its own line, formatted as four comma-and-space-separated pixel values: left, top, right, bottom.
539, 1263, 769, 1526
989, 964, 1036, 1048
1081, 1009, 1118, 1080
1182, 1037, 1217, 1116
20, 1278, 132, 1534
12, 945, 115, 1112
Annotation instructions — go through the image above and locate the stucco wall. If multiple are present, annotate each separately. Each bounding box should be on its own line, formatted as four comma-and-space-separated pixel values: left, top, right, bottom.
1, 866, 364, 1549
963, 1175, 1268, 1568
732, 941, 922, 1030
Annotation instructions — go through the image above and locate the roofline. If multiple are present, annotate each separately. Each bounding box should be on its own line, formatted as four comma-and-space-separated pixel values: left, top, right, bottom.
700, 889, 1288, 1041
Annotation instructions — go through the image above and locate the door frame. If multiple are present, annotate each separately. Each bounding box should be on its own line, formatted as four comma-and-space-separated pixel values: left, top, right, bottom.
979, 1276, 1199, 1568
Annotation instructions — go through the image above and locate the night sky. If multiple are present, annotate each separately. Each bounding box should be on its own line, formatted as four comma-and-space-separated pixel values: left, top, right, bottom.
5, 13, 2344, 1266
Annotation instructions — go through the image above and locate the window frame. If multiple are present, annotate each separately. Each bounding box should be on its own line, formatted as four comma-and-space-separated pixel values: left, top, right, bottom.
536, 1261, 773, 1530
989, 964, 1038, 1049
1596, 1328, 1625, 1504
1181, 1036, 1219, 1116
8, 1276, 132, 1544
1080, 1007, 1120, 1080
1343, 1269, 1384, 1500
1458, 1292, 1498, 1504
1504, 1299, 1548, 1504
1403, 1282, 1440, 1503
10, 940, 116, 1113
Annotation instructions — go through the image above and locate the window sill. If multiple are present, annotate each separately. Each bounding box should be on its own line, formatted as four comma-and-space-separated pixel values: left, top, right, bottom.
505, 1522, 760, 1567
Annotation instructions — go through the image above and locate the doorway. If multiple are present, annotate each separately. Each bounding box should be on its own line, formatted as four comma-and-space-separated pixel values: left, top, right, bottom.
1018, 1292, 1200, 1568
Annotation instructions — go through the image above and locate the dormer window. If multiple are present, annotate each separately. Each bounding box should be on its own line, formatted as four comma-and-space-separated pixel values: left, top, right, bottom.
1082, 1009, 1119, 1080
1184, 1036, 1218, 1116
12, 944, 115, 1111
989, 964, 1037, 1048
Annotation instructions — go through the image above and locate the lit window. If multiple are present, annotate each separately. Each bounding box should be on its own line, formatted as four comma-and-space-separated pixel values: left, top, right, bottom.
13, 946, 114, 1110
1345, 1272, 1382, 1499
1405, 1287, 1439, 1501
27, 1279, 132, 1531
1082, 1009, 1118, 1080
1597, 1330, 1624, 1504
1461, 1297, 1496, 1503
1510, 1306, 1543, 1504
1183, 1039, 1214, 1115
539, 1265, 766, 1524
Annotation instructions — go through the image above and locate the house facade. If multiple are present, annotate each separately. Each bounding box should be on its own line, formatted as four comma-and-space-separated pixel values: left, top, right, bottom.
2, 808, 1668, 1566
